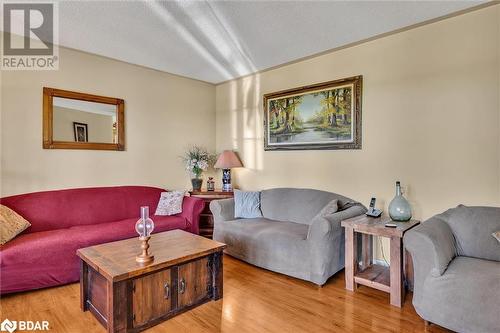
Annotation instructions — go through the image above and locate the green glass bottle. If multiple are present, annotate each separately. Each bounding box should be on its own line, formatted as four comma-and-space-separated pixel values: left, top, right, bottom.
388, 181, 412, 222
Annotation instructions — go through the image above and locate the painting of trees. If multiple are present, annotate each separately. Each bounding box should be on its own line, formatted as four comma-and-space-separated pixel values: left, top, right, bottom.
312, 87, 352, 128
264, 76, 362, 150
269, 96, 303, 134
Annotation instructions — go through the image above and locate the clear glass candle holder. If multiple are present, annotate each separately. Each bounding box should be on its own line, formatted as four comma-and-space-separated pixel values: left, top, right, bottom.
135, 206, 155, 238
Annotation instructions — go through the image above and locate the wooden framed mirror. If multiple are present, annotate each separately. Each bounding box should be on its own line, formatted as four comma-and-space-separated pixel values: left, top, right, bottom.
43, 87, 125, 150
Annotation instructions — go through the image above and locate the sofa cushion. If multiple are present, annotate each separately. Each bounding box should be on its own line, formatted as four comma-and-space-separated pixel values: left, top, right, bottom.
234, 190, 262, 218
0, 204, 31, 245
0, 228, 83, 268
155, 191, 185, 216
415, 256, 500, 333
214, 218, 310, 277
218, 218, 308, 241
260, 188, 348, 225
445, 205, 500, 261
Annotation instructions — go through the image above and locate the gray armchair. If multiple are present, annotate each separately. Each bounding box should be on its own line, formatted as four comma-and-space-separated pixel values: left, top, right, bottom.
210, 188, 366, 285
404, 205, 500, 333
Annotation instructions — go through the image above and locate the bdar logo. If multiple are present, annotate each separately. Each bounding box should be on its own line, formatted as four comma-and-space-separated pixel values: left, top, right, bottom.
0, 319, 17, 333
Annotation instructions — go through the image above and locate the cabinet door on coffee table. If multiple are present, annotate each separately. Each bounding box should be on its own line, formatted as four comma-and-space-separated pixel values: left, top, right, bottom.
178, 257, 210, 308
132, 269, 172, 327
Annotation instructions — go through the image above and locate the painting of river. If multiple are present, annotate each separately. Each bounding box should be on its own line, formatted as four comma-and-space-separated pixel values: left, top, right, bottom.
264, 76, 362, 150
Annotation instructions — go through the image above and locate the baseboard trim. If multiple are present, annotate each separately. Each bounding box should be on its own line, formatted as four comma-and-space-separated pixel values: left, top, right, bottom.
373, 259, 389, 267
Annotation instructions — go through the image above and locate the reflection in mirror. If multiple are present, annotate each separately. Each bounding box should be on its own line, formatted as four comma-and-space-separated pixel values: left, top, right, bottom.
52, 97, 117, 144
43, 87, 124, 150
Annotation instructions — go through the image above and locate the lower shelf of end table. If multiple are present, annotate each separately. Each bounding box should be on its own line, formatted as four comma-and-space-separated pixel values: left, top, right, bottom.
354, 264, 390, 293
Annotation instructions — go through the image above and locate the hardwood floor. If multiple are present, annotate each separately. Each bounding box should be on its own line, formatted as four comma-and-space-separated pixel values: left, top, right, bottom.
1, 255, 449, 332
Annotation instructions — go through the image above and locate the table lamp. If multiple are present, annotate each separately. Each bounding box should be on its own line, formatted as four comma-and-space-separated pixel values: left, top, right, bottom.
214, 150, 243, 192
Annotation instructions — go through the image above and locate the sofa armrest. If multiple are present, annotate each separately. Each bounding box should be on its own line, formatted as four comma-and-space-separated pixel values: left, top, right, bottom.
404, 217, 456, 278
179, 196, 205, 235
305, 204, 366, 285
209, 198, 235, 223
307, 204, 367, 240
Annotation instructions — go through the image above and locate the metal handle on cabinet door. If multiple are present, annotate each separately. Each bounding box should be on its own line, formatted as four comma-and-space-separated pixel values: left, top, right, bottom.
179, 278, 186, 294
164, 282, 170, 299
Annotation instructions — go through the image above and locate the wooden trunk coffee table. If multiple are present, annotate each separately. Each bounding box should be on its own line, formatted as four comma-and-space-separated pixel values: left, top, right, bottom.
77, 230, 226, 333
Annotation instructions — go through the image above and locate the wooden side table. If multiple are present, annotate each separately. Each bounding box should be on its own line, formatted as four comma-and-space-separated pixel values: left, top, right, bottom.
341, 214, 420, 307
189, 190, 234, 239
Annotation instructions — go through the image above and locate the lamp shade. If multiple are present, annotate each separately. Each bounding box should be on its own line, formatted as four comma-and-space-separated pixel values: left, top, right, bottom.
214, 150, 243, 169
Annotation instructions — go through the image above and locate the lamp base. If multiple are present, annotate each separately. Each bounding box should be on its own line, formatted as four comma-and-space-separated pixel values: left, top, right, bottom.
136, 236, 154, 264
222, 169, 232, 192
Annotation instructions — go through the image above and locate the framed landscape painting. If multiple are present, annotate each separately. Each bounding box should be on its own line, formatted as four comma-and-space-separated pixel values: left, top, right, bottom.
264, 76, 362, 150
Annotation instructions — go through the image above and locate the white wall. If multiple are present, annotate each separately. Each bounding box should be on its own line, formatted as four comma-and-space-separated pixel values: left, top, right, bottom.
216, 5, 500, 221
1, 44, 216, 196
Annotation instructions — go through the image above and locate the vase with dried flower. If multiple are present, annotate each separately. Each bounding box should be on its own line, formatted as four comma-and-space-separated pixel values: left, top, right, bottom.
182, 146, 216, 191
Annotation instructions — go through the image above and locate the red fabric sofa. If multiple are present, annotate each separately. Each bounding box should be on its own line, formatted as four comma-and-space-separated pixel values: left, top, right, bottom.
0, 186, 204, 294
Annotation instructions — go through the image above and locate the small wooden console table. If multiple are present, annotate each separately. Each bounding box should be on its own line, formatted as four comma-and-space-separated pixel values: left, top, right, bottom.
341, 214, 419, 307
189, 190, 234, 239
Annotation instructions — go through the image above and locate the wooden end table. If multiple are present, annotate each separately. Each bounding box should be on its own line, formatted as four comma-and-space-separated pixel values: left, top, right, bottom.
189, 190, 234, 239
341, 214, 420, 307
77, 230, 226, 333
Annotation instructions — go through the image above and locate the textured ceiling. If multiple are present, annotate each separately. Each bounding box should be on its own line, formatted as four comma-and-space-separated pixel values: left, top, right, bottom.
50, 1, 487, 83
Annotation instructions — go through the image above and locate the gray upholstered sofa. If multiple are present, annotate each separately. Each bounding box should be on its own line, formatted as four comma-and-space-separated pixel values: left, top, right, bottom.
210, 188, 366, 285
404, 205, 500, 333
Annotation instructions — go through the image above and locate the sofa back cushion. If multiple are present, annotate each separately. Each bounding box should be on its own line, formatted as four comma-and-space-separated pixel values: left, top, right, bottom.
234, 190, 263, 219
0, 186, 165, 233
260, 188, 354, 225
445, 205, 500, 261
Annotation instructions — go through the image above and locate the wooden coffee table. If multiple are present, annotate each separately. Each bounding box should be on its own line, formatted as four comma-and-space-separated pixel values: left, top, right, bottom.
77, 230, 226, 333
